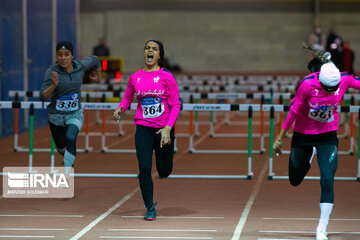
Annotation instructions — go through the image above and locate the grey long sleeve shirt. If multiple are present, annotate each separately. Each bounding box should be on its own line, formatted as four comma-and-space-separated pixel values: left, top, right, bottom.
40, 55, 100, 114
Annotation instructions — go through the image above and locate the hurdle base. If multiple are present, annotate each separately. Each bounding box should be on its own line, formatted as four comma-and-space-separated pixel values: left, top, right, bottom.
61, 173, 252, 179
190, 149, 262, 154
102, 147, 136, 153
14, 146, 90, 153
211, 133, 268, 138
338, 151, 354, 155
269, 175, 358, 181
168, 174, 250, 179
84, 147, 94, 153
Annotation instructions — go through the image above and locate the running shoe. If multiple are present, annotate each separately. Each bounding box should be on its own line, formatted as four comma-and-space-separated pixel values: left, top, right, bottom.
144, 202, 157, 221
316, 230, 328, 240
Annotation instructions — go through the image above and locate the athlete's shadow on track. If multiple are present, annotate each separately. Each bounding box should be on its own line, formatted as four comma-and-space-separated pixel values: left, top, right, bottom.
119, 206, 197, 217
157, 206, 197, 216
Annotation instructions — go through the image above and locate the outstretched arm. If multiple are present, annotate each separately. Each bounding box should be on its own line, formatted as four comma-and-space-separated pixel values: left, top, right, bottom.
273, 128, 288, 155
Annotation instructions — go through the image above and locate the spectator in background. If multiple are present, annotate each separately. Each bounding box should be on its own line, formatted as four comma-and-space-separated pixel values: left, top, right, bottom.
93, 37, 110, 57
328, 37, 344, 71
325, 28, 340, 52
343, 41, 355, 74
308, 25, 326, 51
325, 28, 344, 71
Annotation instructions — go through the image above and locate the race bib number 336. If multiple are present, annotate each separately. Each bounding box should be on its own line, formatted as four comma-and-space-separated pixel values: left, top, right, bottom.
56, 93, 79, 111
141, 97, 164, 118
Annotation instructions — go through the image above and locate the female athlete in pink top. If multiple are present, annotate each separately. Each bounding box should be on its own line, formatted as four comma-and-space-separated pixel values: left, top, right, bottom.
113, 40, 180, 221
282, 71, 360, 135
117, 67, 180, 129
273, 56, 360, 240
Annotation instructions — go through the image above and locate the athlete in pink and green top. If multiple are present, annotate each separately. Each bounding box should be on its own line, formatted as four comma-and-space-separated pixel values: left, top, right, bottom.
113, 40, 181, 221
273, 59, 360, 240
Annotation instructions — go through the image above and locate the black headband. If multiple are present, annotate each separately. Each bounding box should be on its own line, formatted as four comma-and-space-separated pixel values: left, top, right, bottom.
56, 41, 73, 55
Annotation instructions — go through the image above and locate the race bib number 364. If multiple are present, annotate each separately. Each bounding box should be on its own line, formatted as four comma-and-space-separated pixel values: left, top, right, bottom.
141, 97, 164, 118
56, 93, 79, 111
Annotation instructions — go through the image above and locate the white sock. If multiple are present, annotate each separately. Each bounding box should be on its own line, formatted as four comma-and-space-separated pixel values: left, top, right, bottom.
316, 203, 333, 232
309, 147, 316, 164
63, 150, 75, 175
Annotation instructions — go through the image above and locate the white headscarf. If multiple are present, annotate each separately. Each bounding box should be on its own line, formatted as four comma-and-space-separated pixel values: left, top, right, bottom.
319, 62, 340, 87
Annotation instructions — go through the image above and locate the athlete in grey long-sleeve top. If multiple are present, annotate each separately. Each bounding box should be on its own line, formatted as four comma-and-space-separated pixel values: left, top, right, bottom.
40, 41, 101, 174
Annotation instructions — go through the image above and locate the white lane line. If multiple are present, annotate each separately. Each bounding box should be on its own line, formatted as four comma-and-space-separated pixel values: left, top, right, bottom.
100, 237, 213, 239
262, 217, 360, 221
257, 238, 311, 240
0, 228, 65, 231
326, 231, 360, 234
231, 157, 268, 240
69, 188, 139, 240
0, 236, 54, 239
259, 230, 313, 234
108, 229, 217, 232
0, 214, 83, 218
260, 230, 360, 234
120, 216, 224, 219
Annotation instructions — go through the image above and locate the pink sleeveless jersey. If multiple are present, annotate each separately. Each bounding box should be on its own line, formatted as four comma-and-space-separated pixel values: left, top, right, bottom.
282, 72, 360, 134
118, 68, 181, 128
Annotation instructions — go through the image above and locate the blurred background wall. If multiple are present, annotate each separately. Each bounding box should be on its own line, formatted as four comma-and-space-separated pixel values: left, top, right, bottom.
79, 0, 360, 73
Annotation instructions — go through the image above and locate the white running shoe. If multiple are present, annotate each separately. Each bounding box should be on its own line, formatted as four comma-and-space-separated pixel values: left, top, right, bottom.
316, 230, 328, 240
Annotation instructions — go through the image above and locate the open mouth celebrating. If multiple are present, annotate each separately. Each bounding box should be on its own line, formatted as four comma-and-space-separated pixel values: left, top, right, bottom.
147, 54, 154, 62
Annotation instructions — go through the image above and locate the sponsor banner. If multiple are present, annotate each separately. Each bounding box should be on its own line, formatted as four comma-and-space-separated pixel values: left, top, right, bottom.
3, 167, 74, 198
82, 103, 118, 110
182, 104, 230, 111
0, 102, 13, 109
